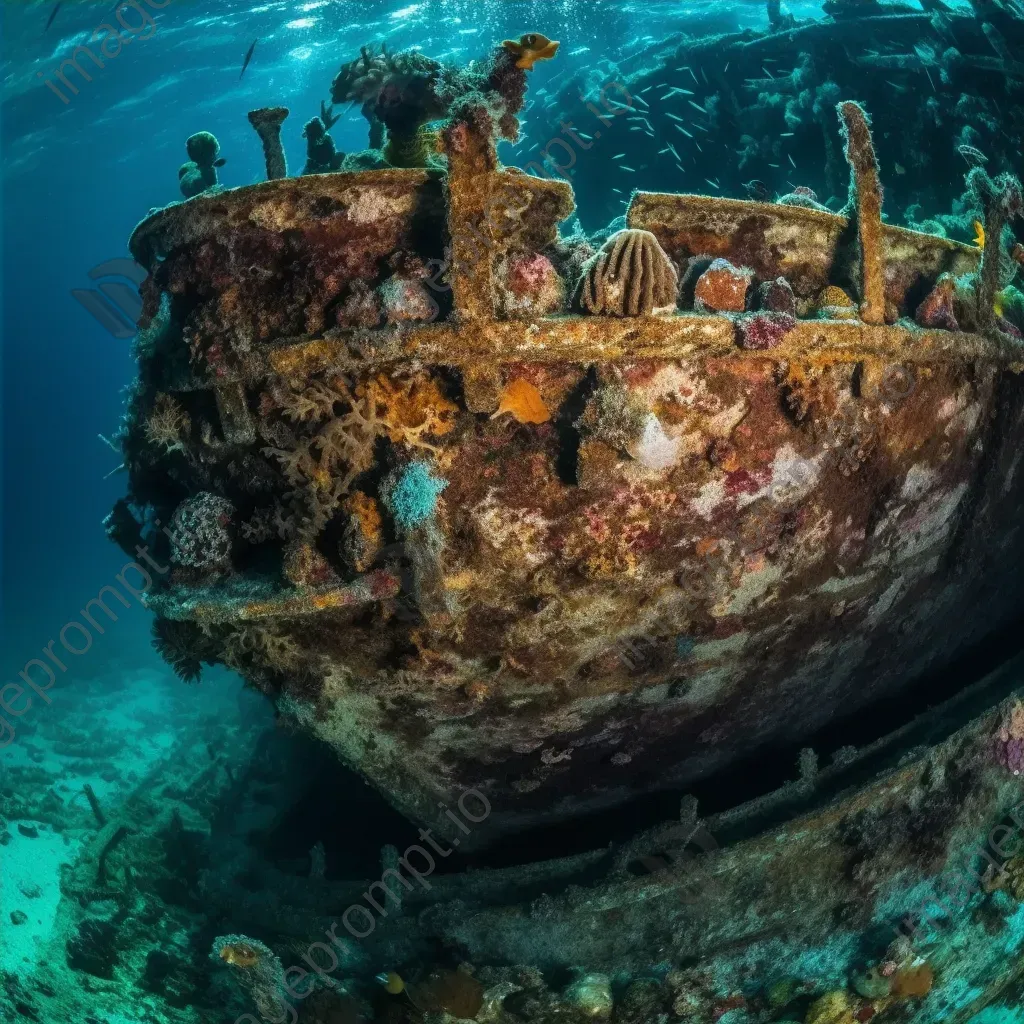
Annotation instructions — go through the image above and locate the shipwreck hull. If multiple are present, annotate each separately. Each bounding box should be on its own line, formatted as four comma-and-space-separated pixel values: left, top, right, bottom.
124, 117, 1024, 851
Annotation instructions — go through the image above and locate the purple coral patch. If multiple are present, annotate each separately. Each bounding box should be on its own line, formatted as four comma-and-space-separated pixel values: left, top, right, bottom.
994, 700, 1024, 776
737, 312, 798, 351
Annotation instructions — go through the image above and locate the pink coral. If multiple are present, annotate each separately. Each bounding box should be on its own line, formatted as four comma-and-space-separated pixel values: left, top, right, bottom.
497, 252, 565, 316
994, 700, 1024, 776
737, 312, 797, 350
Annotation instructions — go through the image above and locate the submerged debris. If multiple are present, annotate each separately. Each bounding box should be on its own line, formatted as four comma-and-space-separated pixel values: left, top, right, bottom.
248, 106, 289, 180
178, 131, 225, 199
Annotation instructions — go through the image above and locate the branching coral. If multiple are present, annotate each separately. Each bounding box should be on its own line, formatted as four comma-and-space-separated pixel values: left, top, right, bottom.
223, 625, 304, 676
312, 385, 382, 485
577, 229, 678, 317
145, 393, 190, 453
331, 45, 455, 168
270, 377, 346, 425
260, 373, 457, 547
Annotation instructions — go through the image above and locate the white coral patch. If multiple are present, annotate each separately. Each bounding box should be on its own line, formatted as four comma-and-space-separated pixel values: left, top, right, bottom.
769, 444, 820, 503
631, 414, 682, 471
691, 478, 727, 519
343, 188, 413, 224
723, 560, 783, 615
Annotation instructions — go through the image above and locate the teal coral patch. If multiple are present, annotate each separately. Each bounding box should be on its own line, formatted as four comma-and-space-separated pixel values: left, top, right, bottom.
386, 461, 448, 529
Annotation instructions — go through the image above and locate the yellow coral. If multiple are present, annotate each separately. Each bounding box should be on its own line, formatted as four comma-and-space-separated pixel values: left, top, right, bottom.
817, 286, 856, 309
219, 942, 260, 968
1002, 856, 1024, 900
891, 963, 934, 1000
347, 491, 383, 547
973, 219, 985, 249
804, 991, 855, 1024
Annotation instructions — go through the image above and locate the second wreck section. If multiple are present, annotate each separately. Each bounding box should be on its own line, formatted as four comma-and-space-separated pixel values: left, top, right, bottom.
116, 102, 1024, 849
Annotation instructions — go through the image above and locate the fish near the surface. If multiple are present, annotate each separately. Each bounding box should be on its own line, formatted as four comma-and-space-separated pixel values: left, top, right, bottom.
239, 39, 257, 79
502, 33, 560, 70
44, 2, 61, 32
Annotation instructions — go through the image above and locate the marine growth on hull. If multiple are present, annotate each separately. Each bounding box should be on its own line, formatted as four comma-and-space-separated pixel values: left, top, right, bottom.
87, 4, 1024, 1023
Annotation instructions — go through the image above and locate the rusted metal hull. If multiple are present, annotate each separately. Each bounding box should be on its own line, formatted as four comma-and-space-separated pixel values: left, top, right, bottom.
124, 118, 1024, 852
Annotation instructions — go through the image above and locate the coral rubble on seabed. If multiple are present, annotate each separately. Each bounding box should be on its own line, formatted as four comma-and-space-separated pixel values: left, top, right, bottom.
0, 662, 283, 1023
10, 659, 1024, 1022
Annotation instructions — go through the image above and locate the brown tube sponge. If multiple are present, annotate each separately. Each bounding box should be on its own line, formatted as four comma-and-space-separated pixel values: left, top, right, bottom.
248, 107, 289, 180
837, 101, 885, 325
578, 229, 678, 317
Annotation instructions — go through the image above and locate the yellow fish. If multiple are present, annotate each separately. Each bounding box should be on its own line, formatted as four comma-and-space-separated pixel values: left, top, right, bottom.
502, 33, 560, 70
973, 219, 985, 248
376, 971, 406, 995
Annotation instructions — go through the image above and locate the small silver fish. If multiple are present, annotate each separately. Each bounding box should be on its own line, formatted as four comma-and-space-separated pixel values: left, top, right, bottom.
240, 39, 257, 79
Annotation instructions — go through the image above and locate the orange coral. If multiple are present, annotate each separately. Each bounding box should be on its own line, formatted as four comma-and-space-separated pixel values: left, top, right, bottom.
492, 378, 551, 424
367, 374, 459, 450
347, 491, 383, 547
344, 491, 384, 572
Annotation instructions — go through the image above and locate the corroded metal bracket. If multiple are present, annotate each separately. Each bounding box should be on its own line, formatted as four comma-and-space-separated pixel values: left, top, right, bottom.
150, 569, 401, 624
444, 116, 574, 322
